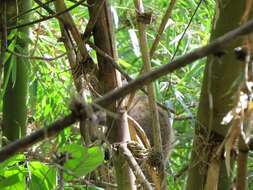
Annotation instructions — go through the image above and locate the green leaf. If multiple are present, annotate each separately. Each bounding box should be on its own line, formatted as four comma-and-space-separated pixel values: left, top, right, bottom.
11, 57, 17, 87
0, 173, 20, 188
0, 154, 25, 170
60, 144, 104, 179
0, 168, 26, 190
28, 161, 57, 190
7, 30, 17, 41
2, 55, 16, 95
17, 31, 32, 44
118, 59, 132, 68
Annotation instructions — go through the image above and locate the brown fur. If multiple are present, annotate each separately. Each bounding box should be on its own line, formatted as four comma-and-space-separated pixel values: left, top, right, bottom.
128, 94, 174, 161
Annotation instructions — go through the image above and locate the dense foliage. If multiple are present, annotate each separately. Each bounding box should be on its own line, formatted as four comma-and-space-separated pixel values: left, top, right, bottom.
0, 0, 218, 189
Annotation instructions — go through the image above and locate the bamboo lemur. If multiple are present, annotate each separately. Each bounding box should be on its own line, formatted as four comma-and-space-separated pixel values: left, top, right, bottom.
85, 93, 174, 162
127, 94, 174, 161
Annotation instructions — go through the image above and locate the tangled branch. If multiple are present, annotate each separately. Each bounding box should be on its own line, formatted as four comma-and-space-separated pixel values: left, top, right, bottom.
1, 18, 253, 162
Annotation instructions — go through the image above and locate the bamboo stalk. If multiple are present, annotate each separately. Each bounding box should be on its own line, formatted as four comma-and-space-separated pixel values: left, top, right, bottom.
133, 0, 165, 189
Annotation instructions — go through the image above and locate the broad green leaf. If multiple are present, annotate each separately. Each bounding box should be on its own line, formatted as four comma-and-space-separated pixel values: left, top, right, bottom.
0, 174, 20, 188
28, 161, 57, 190
0, 168, 26, 190
60, 144, 104, 179
0, 154, 25, 170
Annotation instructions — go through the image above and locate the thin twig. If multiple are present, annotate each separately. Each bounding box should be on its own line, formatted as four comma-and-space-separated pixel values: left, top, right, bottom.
8, 0, 87, 31
8, 0, 55, 23
83, 0, 106, 39
87, 41, 131, 80
174, 164, 189, 180
87, 40, 175, 113
0, 112, 79, 162
171, 0, 203, 61
95, 18, 253, 106
174, 115, 194, 121
6, 49, 67, 61
119, 144, 153, 190
54, 0, 92, 65
150, 0, 177, 58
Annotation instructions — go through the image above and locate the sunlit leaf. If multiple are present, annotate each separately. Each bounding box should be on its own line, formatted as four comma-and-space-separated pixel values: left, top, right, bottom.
118, 59, 131, 68
0, 168, 26, 190
60, 144, 104, 179
28, 161, 57, 190
0, 154, 25, 170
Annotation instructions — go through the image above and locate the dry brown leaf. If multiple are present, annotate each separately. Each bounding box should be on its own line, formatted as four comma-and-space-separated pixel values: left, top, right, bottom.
128, 115, 151, 149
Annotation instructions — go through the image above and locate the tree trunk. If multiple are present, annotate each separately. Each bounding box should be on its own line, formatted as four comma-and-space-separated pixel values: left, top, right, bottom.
186, 1, 252, 189
2, 0, 31, 142
87, 0, 136, 189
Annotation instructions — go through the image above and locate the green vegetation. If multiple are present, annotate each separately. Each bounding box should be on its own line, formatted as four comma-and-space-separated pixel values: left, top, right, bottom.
1, 0, 252, 189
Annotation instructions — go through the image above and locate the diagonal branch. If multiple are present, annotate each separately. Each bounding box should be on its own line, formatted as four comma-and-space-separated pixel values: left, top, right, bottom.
150, 0, 177, 58
0, 113, 78, 162
1, 18, 253, 162
95, 18, 253, 106
119, 144, 153, 190
8, 0, 87, 31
